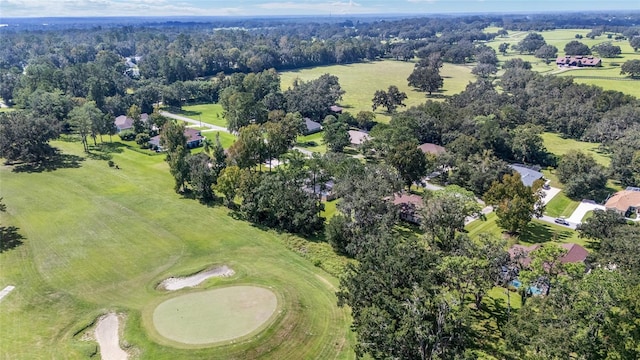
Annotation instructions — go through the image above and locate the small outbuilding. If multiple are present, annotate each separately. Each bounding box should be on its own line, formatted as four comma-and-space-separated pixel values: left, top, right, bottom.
392, 193, 424, 224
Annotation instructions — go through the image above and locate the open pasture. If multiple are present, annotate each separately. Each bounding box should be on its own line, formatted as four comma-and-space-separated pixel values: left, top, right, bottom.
280, 60, 475, 123
0, 140, 352, 359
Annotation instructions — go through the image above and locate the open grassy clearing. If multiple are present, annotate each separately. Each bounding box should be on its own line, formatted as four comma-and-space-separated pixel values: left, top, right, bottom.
466, 212, 585, 247
0, 140, 353, 359
173, 103, 227, 128
280, 60, 475, 123
544, 192, 580, 218
486, 28, 640, 98
542, 132, 610, 166
296, 131, 327, 154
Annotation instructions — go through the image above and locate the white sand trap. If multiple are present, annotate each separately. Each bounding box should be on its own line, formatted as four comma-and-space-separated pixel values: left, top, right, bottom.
160, 265, 235, 291
95, 313, 128, 360
0, 285, 15, 302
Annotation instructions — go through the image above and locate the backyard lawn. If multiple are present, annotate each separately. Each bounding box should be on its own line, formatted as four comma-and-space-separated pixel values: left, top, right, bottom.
173, 103, 227, 128
541, 132, 610, 166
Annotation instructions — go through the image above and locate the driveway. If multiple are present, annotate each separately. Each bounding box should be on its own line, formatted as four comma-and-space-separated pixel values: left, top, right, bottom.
566, 200, 605, 224
540, 186, 561, 205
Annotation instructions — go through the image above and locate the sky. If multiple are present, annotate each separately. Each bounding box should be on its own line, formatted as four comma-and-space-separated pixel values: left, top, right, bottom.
0, 0, 638, 18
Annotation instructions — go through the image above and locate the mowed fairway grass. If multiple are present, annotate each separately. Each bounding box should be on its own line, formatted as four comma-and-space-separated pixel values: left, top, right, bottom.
280, 60, 475, 123
542, 132, 610, 166
0, 140, 353, 359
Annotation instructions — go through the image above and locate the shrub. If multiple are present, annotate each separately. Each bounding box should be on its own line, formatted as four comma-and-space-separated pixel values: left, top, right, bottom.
135, 133, 151, 148
108, 160, 115, 167
118, 130, 136, 141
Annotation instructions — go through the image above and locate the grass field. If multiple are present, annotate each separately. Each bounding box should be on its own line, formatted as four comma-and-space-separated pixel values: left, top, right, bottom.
466, 212, 585, 247
486, 28, 640, 98
296, 131, 327, 153
280, 60, 475, 123
174, 103, 227, 128
544, 192, 580, 218
152, 286, 278, 345
541, 132, 610, 166
0, 140, 353, 359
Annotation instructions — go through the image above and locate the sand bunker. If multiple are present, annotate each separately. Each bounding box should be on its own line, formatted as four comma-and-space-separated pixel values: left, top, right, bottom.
95, 313, 128, 360
159, 265, 235, 291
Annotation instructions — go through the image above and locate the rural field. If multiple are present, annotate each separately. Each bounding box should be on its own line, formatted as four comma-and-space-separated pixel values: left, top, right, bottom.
0, 140, 354, 359
280, 60, 475, 123
485, 28, 640, 98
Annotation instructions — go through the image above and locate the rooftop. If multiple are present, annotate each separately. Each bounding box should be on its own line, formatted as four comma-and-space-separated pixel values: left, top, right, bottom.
509, 164, 544, 187
348, 130, 370, 145
417, 143, 446, 155
604, 190, 640, 213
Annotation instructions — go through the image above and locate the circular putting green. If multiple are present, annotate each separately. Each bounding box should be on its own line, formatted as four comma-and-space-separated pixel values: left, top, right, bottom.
152, 286, 278, 345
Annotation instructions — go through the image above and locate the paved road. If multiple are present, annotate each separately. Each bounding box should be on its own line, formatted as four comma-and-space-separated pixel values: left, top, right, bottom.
160, 111, 230, 133
538, 214, 578, 230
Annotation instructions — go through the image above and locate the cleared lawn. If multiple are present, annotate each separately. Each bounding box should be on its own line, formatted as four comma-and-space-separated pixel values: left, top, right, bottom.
174, 103, 226, 128
280, 60, 475, 123
296, 131, 327, 154
153, 286, 278, 345
544, 192, 580, 218
0, 140, 353, 359
466, 212, 585, 247
542, 132, 610, 166
205, 130, 236, 149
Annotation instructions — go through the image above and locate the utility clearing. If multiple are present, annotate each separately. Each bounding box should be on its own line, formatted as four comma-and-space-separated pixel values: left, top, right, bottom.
159, 265, 235, 291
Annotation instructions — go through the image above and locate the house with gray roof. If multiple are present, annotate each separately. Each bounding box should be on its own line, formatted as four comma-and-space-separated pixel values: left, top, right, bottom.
509, 164, 544, 187
303, 118, 322, 135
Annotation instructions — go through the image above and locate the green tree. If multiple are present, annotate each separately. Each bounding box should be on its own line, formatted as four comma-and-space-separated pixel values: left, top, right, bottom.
127, 104, 145, 134
516, 32, 547, 54
556, 150, 607, 199
0, 111, 60, 163
372, 85, 407, 113
534, 44, 558, 64
160, 121, 189, 192
216, 165, 242, 206
592, 42, 621, 58
227, 124, 267, 170
620, 59, 640, 78
564, 40, 591, 55
483, 172, 544, 234
387, 141, 427, 188
68, 102, 103, 152
630, 36, 640, 52
322, 116, 350, 152
186, 152, 215, 202
407, 65, 443, 95
510, 124, 548, 164
498, 42, 510, 55
355, 111, 375, 131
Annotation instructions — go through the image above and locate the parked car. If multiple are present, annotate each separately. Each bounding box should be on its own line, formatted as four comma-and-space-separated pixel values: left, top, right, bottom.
554, 217, 569, 226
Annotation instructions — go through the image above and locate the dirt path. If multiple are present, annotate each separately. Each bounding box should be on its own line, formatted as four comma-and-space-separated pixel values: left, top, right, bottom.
160, 265, 235, 291
95, 313, 128, 360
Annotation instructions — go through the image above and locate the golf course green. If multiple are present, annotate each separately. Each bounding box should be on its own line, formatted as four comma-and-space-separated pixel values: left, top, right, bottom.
153, 286, 278, 345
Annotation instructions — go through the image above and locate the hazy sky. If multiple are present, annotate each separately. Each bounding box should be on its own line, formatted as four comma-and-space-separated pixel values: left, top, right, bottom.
1, 0, 638, 18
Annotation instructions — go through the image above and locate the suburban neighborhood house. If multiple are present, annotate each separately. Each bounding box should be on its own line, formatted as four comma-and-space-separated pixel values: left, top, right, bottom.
303, 118, 322, 135
114, 113, 149, 132
393, 193, 424, 224
555, 55, 602, 67
417, 142, 446, 155
605, 188, 640, 217
509, 243, 589, 268
508, 164, 545, 187
149, 128, 204, 151
348, 130, 370, 146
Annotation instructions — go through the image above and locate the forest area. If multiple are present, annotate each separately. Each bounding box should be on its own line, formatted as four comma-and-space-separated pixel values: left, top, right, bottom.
1, 11, 640, 360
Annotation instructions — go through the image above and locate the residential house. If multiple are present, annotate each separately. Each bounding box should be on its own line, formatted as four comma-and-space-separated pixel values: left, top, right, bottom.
329, 105, 343, 114
304, 180, 336, 201
348, 130, 370, 146
509, 164, 544, 187
508, 243, 589, 268
417, 143, 446, 155
149, 128, 204, 151
393, 193, 424, 224
303, 118, 322, 135
556, 55, 602, 67
604, 188, 640, 217
114, 113, 149, 133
